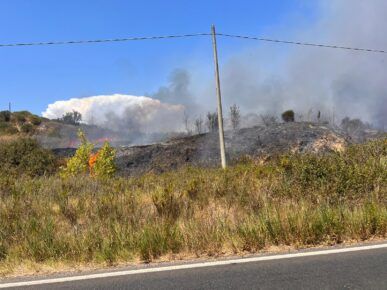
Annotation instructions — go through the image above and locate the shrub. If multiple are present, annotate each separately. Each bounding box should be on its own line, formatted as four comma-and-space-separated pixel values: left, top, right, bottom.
92, 142, 116, 179
61, 130, 116, 179
281, 110, 295, 122
0, 122, 18, 135
0, 111, 11, 122
60, 130, 93, 178
12, 111, 31, 123
0, 138, 57, 176
29, 115, 42, 126
260, 114, 278, 126
20, 123, 35, 134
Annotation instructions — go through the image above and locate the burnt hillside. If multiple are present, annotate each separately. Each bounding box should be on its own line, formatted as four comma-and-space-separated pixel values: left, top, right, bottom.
114, 122, 349, 176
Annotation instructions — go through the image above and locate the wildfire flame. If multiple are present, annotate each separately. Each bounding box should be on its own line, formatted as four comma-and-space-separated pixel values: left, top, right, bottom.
88, 152, 99, 175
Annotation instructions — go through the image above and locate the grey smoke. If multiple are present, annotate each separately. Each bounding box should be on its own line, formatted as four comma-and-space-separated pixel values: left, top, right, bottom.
152, 68, 203, 114
160, 1, 386, 130
219, 0, 387, 129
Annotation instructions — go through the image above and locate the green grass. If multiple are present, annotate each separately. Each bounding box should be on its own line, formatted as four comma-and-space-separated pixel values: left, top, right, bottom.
0, 139, 386, 276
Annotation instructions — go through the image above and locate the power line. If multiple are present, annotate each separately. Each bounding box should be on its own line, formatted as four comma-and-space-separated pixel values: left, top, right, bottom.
216, 33, 387, 54
0, 33, 211, 47
0, 31, 386, 54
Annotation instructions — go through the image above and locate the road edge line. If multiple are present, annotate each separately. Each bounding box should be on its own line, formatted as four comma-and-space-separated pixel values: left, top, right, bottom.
1, 243, 386, 288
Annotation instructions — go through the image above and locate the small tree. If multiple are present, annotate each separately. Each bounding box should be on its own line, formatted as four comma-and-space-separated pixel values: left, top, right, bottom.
61, 110, 82, 126
341, 117, 369, 135
281, 110, 295, 123
206, 112, 218, 132
229, 104, 241, 131
260, 114, 278, 126
194, 116, 204, 134
93, 142, 116, 179
60, 129, 93, 178
61, 130, 116, 179
183, 111, 192, 135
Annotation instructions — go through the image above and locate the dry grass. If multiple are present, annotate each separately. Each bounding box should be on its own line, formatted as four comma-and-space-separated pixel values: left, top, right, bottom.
0, 139, 386, 276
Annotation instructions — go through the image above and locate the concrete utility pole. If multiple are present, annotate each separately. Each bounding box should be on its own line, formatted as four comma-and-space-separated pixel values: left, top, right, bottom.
211, 25, 227, 169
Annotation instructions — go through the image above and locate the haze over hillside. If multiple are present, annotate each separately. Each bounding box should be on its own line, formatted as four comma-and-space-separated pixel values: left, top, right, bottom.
37, 1, 387, 134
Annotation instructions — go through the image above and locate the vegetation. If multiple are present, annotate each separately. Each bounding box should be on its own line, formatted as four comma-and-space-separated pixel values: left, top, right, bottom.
260, 114, 278, 126
60, 130, 116, 179
229, 104, 241, 131
281, 110, 295, 122
0, 111, 44, 136
206, 112, 218, 132
59, 110, 82, 126
194, 116, 204, 134
0, 138, 385, 275
0, 137, 57, 177
341, 117, 371, 135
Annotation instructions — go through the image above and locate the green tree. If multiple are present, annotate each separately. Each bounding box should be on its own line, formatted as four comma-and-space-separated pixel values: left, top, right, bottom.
60, 129, 93, 178
281, 110, 295, 123
60, 110, 82, 126
93, 142, 116, 179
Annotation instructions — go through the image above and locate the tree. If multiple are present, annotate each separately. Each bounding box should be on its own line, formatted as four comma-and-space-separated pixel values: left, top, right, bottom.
229, 104, 241, 131
194, 116, 204, 134
341, 117, 369, 135
206, 112, 218, 132
61, 129, 116, 179
260, 114, 278, 126
281, 110, 295, 123
183, 111, 192, 135
92, 142, 116, 179
61, 110, 82, 125
60, 129, 93, 178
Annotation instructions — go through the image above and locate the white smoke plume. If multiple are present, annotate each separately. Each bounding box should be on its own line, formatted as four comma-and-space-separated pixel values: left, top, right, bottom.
42, 94, 185, 133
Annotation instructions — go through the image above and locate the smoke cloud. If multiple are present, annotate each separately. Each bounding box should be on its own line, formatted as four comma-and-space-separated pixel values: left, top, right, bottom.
217, 0, 387, 129
42, 94, 185, 133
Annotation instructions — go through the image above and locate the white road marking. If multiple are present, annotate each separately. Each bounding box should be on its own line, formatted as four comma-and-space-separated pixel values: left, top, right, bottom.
1, 243, 386, 288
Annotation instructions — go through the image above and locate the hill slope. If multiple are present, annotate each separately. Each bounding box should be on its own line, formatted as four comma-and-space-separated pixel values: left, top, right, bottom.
0, 110, 120, 147
115, 122, 349, 176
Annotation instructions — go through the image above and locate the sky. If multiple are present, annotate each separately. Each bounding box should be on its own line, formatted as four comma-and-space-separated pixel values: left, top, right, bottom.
0, 0, 318, 114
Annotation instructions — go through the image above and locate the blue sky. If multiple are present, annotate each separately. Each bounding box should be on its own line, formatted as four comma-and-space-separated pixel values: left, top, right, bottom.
0, 0, 318, 115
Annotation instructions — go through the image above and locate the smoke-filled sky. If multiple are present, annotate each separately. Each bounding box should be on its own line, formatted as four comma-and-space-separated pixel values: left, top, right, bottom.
2, 0, 387, 130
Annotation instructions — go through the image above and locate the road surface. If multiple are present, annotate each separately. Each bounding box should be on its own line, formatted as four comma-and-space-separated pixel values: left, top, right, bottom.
1, 243, 386, 289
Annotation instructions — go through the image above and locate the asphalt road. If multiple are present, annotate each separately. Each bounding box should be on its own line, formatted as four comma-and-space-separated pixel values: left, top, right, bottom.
2, 244, 387, 289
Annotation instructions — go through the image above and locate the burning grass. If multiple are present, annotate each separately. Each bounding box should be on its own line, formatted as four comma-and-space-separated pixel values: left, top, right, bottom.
0, 139, 386, 276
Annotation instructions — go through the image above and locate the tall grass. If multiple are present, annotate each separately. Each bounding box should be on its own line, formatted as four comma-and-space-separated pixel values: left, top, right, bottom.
0, 139, 385, 275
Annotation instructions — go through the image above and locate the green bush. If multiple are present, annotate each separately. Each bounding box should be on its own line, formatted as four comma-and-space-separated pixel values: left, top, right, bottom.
93, 142, 116, 179
0, 138, 57, 176
0, 111, 11, 122
12, 111, 31, 123
20, 123, 35, 134
29, 115, 42, 126
0, 122, 16, 135
60, 130, 93, 178
61, 130, 116, 179
281, 110, 295, 122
